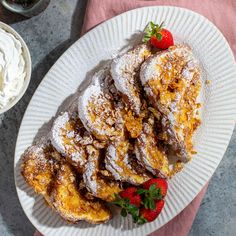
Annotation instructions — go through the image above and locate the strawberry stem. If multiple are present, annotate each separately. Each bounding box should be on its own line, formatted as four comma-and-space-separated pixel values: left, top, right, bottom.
137, 184, 163, 209
142, 21, 165, 43
112, 194, 139, 221
136, 217, 147, 225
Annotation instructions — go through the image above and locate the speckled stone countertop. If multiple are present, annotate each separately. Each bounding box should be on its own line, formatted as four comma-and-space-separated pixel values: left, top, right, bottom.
0, 1, 235, 235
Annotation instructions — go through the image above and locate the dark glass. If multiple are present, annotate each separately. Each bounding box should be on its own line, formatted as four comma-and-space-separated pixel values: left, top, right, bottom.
0, 0, 50, 17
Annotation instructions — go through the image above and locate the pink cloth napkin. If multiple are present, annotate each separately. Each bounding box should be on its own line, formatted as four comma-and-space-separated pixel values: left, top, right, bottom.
35, 0, 236, 235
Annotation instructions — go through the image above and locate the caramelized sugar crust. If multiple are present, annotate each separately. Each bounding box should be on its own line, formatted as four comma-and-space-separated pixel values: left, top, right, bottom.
21, 141, 111, 224
140, 45, 201, 162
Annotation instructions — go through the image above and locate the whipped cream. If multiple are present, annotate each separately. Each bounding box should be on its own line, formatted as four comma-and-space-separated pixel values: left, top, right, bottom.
0, 28, 26, 109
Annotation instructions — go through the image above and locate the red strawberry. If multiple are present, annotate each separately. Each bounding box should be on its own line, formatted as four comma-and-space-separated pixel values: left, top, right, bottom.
119, 187, 141, 207
143, 22, 174, 50
138, 200, 165, 223
143, 178, 168, 197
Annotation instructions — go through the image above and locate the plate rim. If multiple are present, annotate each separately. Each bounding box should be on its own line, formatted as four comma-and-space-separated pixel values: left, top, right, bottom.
14, 5, 236, 235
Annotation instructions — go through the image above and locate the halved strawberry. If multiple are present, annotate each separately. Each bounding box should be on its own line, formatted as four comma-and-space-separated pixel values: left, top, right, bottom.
138, 200, 165, 224
143, 178, 168, 197
119, 187, 141, 207
113, 187, 140, 220
112, 180, 167, 224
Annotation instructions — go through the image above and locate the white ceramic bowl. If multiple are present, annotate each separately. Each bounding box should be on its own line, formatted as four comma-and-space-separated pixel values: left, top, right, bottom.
0, 21, 31, 114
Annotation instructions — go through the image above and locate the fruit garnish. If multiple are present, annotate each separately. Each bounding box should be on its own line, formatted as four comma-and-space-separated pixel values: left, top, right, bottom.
112, 178, 168, 224
143, 21, 174, 49
137, 199, 165, 224
142, 178, 168, 197
119, 187, 142, 207
137, 183, 163, 210
112, 187, 140, 221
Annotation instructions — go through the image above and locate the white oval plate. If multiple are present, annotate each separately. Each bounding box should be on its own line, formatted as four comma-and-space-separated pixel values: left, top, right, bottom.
14, 6, 236, 236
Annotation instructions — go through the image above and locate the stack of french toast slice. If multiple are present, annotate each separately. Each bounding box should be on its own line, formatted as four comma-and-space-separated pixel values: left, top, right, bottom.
21, 44, 201, 224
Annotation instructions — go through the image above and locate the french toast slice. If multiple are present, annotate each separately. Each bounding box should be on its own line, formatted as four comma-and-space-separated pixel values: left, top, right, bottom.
140, 44, 201, 161
21, 140, 111, 224
21, 139, 60, 202
78, 69, 124, 142
111, 44, 152, 115
50, 163, 111, 224
105, 140, 151, 185
134, 115, 169, 177
172, 75, 201, 156
83, 145, 122, 202
51, 112, 92, 173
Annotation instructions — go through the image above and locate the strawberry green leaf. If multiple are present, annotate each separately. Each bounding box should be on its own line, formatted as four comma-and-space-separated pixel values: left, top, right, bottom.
121, 208, 127, 217
136, 189, 147, 194
149, 199, 156, 210
112, 194, 131, 210
143, 198, 153, 209
149, 184, 157, 192
142, 35, 151, 43
156, 33, 163, 41
112, 194, 140, 220
140, 183, 163, 209
132, 214, 139, 222
143, 198, 149, 209
112, 199, 123, 206
143, 21, 165, 43
136, 217, 147, 225
144, 22, 156, 41
127, 204, 138, 214
150, 21, 156, 28
126, 204, 139, 222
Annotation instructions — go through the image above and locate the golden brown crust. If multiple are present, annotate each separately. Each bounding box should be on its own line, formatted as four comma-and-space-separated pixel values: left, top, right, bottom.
135, 116, 169, 177
105, 140, 152, 185
51, 112, 90, 173
140, 44, 201, 161
50, 163, 111, 224
78, 70, 125, 142
21, 141, 59, 199
111, 44, 152, 115
83, 145, 122, 202
21, 141, 111, 224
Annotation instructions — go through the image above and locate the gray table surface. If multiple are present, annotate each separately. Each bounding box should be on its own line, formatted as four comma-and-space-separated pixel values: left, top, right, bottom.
0, 1, 235, 235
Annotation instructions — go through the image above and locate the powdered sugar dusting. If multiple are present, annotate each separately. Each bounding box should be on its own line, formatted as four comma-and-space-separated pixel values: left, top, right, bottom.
67, 131, 74, 139
51, 112, 69, 154
140, 44, 196, 85
106, 145, 124, 174
139, 44, 201, 162
71, 152, 85, 165
140, 54, 164, 85
78, 68, 123, 140
78, 69, 107, 134
111, 44, 151, 114
21, 41, 202, 210
50, 111, 87, 167
141, 44, 200, 128
134, 117, 169, 177
105, 142, 149, 184
83, 146, 99, 194
22, 137, 52, 167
